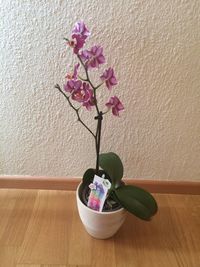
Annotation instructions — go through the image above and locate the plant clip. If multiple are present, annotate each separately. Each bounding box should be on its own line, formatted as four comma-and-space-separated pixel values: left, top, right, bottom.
94, 111, 103, 121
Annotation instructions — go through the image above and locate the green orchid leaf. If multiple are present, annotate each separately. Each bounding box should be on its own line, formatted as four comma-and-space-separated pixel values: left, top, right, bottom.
82, 168, 96, 186
99, 152, 123, 186
114, 185, 158, 220
109, 190, 120, 203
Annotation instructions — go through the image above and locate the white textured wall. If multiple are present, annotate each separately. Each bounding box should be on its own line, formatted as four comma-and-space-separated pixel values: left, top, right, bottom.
0, 0, 200, 180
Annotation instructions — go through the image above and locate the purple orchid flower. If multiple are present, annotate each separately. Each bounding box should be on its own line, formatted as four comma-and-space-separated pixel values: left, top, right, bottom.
80, 45, 105, 68
71, 21, 90, 54
106, 96, 124, 116
64, 79, 82, 93
100, 67, 117, 90
72, 82, 95, 110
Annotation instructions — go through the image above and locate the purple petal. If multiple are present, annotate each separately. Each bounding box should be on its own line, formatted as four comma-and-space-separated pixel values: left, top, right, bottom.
74, 80, 82, 90
98, 55, 105, 64
72, 63, 80, 79
106, 96, 124, 116
112, 107, 119, 116
72, 21, 90, 39
101, 68, 117, 90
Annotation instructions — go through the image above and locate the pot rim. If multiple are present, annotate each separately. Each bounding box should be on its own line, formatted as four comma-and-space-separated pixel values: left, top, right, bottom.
76, 182, 125, 215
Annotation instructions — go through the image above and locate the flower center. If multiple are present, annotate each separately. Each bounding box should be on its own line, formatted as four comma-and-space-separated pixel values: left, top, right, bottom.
68, 39, 77, 48
65, 73, 73, 79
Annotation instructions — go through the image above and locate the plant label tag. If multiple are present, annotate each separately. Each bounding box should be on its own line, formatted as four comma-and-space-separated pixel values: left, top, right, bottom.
87, 175, 111, 212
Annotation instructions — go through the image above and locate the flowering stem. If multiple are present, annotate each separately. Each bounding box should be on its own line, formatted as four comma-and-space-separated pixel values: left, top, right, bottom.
95, 82, 104, 90
78, 75, 88, 82
102, 108, 110, 115
77, 55, 100, 115
95, 112, 103, 172
77, 55, 104, 173
55, 84, 95, 138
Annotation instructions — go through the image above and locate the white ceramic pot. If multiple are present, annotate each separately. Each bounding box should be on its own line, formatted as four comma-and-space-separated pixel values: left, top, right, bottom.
76, 183, 126, 239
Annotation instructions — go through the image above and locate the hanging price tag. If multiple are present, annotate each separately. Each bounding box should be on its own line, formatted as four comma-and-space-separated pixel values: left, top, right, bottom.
87, 175, 111, 212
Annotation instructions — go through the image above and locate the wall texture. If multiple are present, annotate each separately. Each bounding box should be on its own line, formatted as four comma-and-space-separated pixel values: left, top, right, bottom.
0, 0, 199, 180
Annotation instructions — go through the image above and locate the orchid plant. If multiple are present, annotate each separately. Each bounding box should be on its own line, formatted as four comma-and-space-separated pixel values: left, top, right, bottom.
55, 22, 158, 220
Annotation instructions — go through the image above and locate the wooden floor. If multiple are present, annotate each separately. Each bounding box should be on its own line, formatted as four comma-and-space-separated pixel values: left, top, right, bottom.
0, 190, 199, 267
